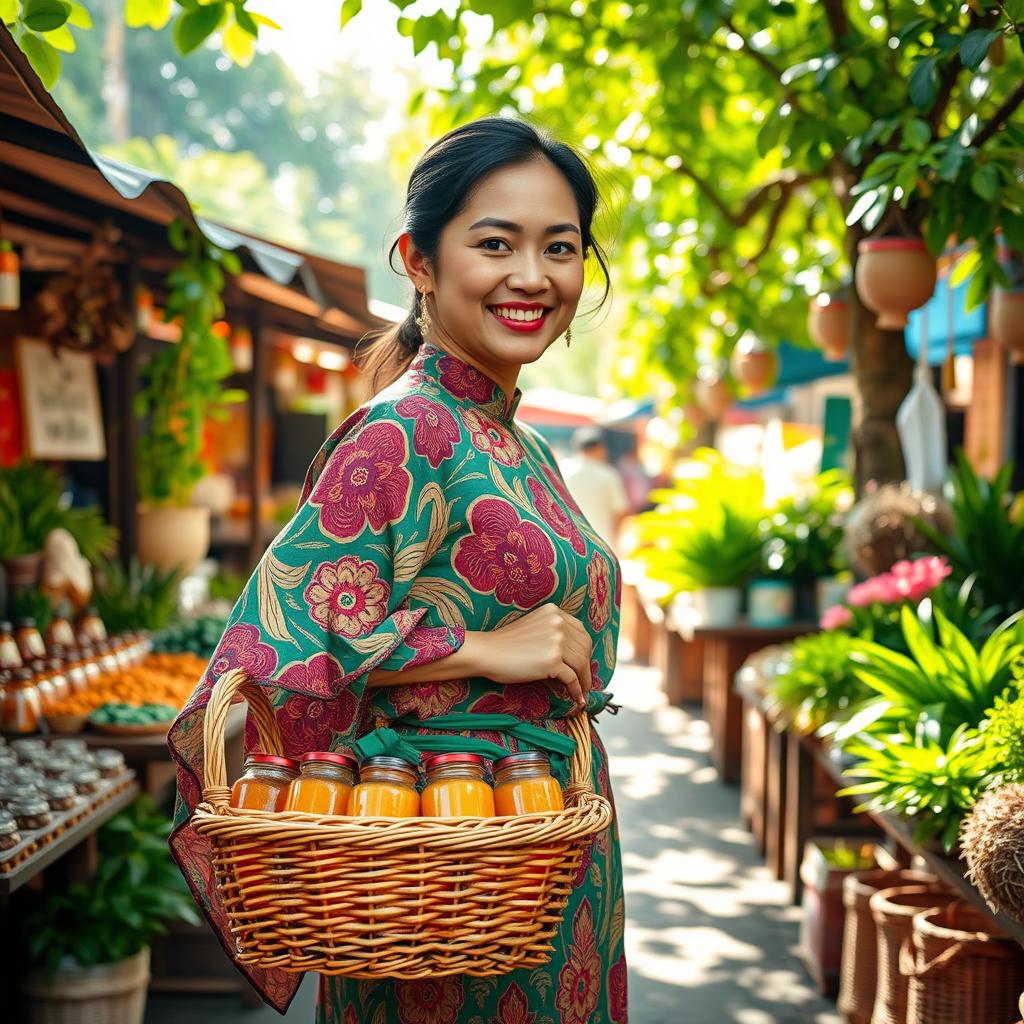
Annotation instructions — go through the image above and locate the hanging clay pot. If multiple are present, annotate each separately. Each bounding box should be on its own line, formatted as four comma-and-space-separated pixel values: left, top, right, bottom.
694, 372, 732, 421
730, 332, 779, 396
808, 294, 850, 361
990, 288, 1024, 357
855, 238, 937, 330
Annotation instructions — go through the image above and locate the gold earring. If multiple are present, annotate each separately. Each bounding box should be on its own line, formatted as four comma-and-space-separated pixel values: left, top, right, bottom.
415, 291, 432, 336
564, 324, 573, 349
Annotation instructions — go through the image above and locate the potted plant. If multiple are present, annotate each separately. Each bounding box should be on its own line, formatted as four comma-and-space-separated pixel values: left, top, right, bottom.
855, 236, 937, 329
135, 221, 244, 575
807, 292, 850, 361
20, 796, 200, 1024
629, 449, 765, 627
92, 559, 182, 634
729, 331, 778, 397
0, 461, 117, 591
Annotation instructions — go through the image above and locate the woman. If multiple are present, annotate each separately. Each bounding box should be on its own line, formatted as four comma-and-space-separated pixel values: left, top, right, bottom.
168, 116, 627, 1024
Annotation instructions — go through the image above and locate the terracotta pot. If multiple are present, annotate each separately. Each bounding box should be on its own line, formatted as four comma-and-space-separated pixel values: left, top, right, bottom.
136, 504, 210, 576
3, 551, 43, 591
855, 238, 937, 330
989, 289, 1024, 355
730, 335, 779, 396
695, 375, 732, 420
807, 295, 849, 360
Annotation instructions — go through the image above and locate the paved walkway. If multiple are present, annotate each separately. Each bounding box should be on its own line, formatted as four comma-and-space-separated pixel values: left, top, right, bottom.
146, 653, 840, 1023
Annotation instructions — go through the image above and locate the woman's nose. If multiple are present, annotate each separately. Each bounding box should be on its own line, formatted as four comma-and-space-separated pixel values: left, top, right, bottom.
506, 252, 549, 292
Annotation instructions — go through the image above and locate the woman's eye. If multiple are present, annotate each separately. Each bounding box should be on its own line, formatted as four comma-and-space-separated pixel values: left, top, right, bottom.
479, 238, 511, 251
548, 241, 577, 256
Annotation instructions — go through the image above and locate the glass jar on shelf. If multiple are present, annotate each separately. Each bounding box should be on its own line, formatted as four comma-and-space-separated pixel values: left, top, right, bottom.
2, 668, 42, 733
0, 621, 22, 669
14, 618, 45, 662
0, 810, 21, 854
10, 796, 52, 831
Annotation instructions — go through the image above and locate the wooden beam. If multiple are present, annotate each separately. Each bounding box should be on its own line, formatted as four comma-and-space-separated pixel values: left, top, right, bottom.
247, 314, 270, 570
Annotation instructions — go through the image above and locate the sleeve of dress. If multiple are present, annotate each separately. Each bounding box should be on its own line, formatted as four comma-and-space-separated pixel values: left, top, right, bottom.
166, 403, 463, 1012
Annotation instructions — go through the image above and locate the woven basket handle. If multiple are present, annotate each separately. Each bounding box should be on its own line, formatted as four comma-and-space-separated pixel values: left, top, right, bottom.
564, 708, 595, 801
898, 937, 968, 979
201, 668, 283, 809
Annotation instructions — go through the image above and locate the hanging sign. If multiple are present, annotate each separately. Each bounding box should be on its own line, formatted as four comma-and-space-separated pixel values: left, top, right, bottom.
14, 338, 106, 460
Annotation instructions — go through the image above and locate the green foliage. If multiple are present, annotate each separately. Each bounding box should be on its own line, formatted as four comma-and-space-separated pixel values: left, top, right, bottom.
0, 461, 116, 561
629, 449, 765, 591
916, 450, 1024, 620
766, 629, 868, 733
152, 613, 227, 658
136, 220, 244, 507
364, 1, 1024, 440
984, 686, 1024, 782
760, 470, 852, 580
93, 558, 181, 633
22, 795, 200, 972
840, 723, 999, 852
9, 586, 54, 636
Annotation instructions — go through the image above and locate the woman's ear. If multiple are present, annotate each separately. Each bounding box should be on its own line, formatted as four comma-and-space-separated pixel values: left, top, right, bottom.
397, 234, 434, 294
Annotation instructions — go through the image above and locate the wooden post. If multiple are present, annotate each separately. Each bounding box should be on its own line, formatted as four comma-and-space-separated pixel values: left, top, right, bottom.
112, 292, 140, 565
785, 731, 816, 904
247, 314, 269, 571
765, 720, 788, 880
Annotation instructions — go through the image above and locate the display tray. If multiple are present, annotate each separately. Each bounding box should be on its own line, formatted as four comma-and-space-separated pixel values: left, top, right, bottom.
88, 719, 175, 737
0, 770, 137, 877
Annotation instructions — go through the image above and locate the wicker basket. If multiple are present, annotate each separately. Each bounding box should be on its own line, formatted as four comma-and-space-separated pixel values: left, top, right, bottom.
870, 885, 956, 1024
903, 901, 1024, 1024
837, 869, 938, 1024
191, 668, 613, 979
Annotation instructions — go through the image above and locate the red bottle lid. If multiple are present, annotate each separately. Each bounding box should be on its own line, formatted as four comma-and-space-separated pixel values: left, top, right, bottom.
246, 754, 299, 771
299, 751, 358, 770
422, 752, 486, 772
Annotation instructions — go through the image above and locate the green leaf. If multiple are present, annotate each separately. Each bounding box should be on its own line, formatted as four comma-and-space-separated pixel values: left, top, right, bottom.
172, 2, 224, 55
970, 163, 1000, 202
908, 57, 938, 111
126, 0, 171, 30
0, 0, 19, 25
233, 6, 258, 35
960, 28, 1000, 70
20, 32, 61, 88
22, 0, 70, 32
903, 118, 931, 150
950, 247, 981, 287
340, 0, 362, 28
1000, 211, 1024, 253
42, 22, 75, 51
222, 20, 255, 66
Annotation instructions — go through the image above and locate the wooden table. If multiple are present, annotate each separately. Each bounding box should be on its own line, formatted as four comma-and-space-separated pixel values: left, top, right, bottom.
698, 620, 815, 783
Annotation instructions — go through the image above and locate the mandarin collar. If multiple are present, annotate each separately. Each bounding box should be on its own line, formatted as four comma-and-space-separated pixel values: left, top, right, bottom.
412, 342, 523, 424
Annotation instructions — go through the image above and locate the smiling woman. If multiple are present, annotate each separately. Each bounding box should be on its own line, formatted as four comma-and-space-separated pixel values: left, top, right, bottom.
168, 116, 627, 1024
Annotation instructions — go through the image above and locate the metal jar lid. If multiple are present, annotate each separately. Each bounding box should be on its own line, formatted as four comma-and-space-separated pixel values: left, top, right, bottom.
493, 750, 552, 772
360, 755, 419, 776
94, 749, 126, 769
0, 810, 18, 836
422, 752, 486, 772
299, 751, 357, 771
10, 796, 50, 817
42, 779, 77, 801
245, 754, 299, 772
67, 767, 101, 786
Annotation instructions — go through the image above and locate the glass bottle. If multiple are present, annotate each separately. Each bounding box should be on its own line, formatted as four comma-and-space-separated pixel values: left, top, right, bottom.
46, 658, 69, 703
285, 751, 357, 815
14, 618, 45, 661
29, 660, 56, 711
0, 621, 22, 669
492, 751, 564, 815
74, 606, 107, 646
229, 754, 299, 811
349, 756, 420, 817
421, 753, 495, 817
78, 643, 102, 686
2, 668, 42, 733
45, 606, 76, 650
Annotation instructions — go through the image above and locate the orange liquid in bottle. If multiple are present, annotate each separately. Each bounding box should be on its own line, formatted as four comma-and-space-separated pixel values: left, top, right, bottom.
285, 752, 356, 815
493, 775, 564, 816
350, 780, 420, 817
422, 777, 495, 817
230, 777, 292, 811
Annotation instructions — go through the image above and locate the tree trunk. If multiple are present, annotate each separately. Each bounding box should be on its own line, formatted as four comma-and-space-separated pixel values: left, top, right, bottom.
847, 231, 914, 494
103, 0, 130, 143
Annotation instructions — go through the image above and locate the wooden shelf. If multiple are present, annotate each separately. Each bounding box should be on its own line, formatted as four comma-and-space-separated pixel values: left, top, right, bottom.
0, 780, 139, 896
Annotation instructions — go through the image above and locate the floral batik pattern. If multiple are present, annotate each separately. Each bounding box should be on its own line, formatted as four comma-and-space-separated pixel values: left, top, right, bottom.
167, 341, 626, 1021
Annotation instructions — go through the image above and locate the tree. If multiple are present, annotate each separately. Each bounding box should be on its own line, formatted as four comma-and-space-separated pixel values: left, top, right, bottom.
351, 0, 1024, 489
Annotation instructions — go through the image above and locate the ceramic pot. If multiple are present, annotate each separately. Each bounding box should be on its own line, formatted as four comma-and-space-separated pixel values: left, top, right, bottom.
730, 334, 778, 396
855, 238, 937, 330
989, 288, 1024, 355
816, 576, 851, 618
695, 375, 732, 420
694, 586, 742, 628
3, 551, 43, 591
808, 295, 849, 360
748, 579, 795, 627
136, 505, 210, 576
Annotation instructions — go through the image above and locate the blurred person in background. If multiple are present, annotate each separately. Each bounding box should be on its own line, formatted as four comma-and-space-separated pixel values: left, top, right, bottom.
561, 426, 630, 551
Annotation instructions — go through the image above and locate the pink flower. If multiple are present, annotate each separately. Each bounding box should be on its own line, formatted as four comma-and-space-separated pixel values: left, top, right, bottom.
404, 626, 462, 668
555, 900, 601, 1024
276, 691, 357, 756
470, 683, 553, 720
608, 952, 628, 1023
820, 604, 854, 631
438, 353, 496, 403
311, 420, 412, 540
459, 406, 523, 467
527, 476, 586, 555
395, 394, 461, 468
304, 556, 390, 637
210, 623, 278, 680
847, 556, 952, 608
453, 497, 557, 607
389, 679, 470, 719
587, 554, 612, 631
277, 652, 345, 699
542, 463, 584, 516
489, 984, 537, 1024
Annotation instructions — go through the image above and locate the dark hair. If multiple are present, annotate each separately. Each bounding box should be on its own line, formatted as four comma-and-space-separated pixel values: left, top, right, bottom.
356, 116, 612, 393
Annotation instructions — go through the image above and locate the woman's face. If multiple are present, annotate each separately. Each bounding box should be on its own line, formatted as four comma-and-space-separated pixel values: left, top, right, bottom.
400, 157, 586, 389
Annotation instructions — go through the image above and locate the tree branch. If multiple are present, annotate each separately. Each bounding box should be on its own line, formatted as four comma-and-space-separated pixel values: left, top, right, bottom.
971, 78, 1024, 148
822, 0, 851, 45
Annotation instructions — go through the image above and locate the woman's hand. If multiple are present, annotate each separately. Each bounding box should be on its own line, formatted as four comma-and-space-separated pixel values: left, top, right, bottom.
464, 603, 593, 708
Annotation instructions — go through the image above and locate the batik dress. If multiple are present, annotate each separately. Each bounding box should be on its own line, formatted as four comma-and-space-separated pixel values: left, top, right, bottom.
168, 341, 628, 1024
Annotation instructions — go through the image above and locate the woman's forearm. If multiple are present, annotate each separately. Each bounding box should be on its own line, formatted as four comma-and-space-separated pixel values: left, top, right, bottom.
366, 631, 485, 688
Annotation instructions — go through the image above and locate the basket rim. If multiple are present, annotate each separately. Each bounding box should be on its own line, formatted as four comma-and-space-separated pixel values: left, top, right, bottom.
914, 904, 1014, 944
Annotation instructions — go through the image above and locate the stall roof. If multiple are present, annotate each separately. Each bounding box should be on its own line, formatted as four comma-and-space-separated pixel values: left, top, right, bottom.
0, 25, 383, 343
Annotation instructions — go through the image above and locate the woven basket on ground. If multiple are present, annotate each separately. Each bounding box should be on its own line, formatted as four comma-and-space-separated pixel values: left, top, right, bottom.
902, 901, 1024, 1024
870, 885, 956, 1024
190, 668, 613, 979
837, 869, 938, 1024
